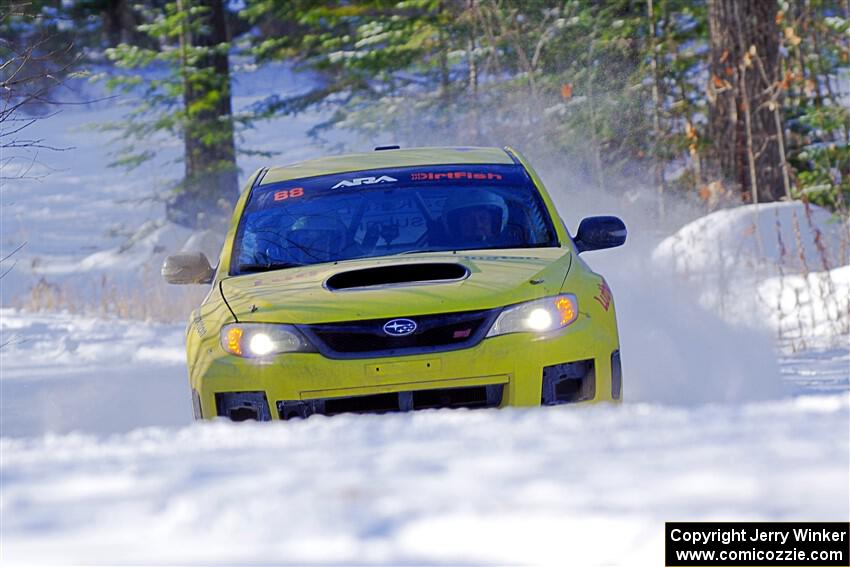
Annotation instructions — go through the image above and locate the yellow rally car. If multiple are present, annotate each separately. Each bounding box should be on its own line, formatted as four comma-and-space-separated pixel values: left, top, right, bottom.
163, 146, 627, 421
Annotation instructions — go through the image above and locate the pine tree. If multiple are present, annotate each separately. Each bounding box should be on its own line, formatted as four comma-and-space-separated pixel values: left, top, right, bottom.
103, 0, 244, 228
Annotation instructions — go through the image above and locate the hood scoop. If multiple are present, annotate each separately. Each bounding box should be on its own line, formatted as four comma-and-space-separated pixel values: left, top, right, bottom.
325, 262, 470, 291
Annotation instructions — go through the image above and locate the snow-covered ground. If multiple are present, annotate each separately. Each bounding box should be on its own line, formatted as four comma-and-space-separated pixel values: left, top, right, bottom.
1, 305, 847, 564
2, 391, 847, 565
1, 64, 848, 565
0, 310, 190, 438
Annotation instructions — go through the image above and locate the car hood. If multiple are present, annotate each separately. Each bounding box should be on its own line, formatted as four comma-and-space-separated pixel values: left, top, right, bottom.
220, 248, 572, 324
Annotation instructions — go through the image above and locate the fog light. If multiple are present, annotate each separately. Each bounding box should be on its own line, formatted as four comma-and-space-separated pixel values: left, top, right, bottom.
215, 391, 272, 421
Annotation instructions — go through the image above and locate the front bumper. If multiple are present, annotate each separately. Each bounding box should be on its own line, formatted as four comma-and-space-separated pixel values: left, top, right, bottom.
190, 321, 621, 421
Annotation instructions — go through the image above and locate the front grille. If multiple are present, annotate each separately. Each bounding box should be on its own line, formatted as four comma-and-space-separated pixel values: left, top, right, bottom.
277, 384, 504, 419
297, 308, 500, 359
325, 392, 399, 414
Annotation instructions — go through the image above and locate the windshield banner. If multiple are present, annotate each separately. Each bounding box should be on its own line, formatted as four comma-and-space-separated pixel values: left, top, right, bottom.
247, 164, 530, 212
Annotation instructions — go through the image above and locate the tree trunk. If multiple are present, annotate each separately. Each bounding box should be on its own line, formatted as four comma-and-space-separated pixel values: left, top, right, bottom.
170, 0, 239, 229
467, 0, 480, 143
103, 0, 123, 47
103, 0, 149, 47
647, 0, 667, 218
707, 0, 786, 202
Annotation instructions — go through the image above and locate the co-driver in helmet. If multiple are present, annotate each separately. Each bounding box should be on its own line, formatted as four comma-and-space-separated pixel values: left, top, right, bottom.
441, 189, 513, 246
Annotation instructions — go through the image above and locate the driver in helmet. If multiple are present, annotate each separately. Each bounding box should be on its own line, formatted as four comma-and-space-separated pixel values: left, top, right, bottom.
285, 215, 349, 264
442, 190, 511, 245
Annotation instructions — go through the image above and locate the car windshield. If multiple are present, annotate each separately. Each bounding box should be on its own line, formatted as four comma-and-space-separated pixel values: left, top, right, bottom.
230, 164, 559, 275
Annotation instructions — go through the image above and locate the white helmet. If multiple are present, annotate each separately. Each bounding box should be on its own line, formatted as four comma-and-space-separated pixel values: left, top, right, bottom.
443, 190, 509, 238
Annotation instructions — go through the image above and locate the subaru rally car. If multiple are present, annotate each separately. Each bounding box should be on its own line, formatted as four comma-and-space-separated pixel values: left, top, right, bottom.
163, 146, 627, 421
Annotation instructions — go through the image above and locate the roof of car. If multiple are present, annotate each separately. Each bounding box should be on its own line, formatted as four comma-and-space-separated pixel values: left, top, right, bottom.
258, 146, 516, 186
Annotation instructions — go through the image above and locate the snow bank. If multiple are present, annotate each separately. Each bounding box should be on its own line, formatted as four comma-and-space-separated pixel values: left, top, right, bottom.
759, 264, 850, 343
652, 202, 850, 347
652, 201, 849, 276
70, 222, 223, 283
1, 395, 847, 565
76, 220, 194, 272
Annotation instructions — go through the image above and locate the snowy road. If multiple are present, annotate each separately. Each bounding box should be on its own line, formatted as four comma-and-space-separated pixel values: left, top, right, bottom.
0, 311, 190, 438
1, 310, 848, 565
2, 389, 848, 565
2, 394, 848, 564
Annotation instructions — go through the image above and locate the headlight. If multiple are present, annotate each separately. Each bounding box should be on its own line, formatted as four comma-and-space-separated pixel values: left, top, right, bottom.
486, 294, 578, 337
220, 323, 315, 358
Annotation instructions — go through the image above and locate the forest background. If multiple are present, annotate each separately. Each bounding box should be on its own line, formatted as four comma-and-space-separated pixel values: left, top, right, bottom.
2, 0, 849, 228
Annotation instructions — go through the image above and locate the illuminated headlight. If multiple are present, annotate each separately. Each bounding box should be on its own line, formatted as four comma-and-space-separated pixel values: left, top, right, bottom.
221, 323, 315, 358
486, 294, 579, 337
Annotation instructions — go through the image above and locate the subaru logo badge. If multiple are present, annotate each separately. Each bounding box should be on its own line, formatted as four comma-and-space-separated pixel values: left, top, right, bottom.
383, 318, 417, 336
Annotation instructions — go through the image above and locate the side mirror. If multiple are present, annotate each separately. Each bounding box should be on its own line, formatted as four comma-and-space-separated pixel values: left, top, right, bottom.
162, 252, 214, 284
573, 216, 627, 253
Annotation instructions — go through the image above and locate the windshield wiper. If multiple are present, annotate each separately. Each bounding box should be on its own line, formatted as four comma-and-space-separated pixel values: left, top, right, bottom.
238, 262, 304, 273
397, 248, 455, 255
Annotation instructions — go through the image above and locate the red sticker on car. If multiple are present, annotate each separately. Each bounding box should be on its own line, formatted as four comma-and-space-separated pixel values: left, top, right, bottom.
274, 187, 304, 201
410, 171, 503, 181
594, 280, 612, 311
